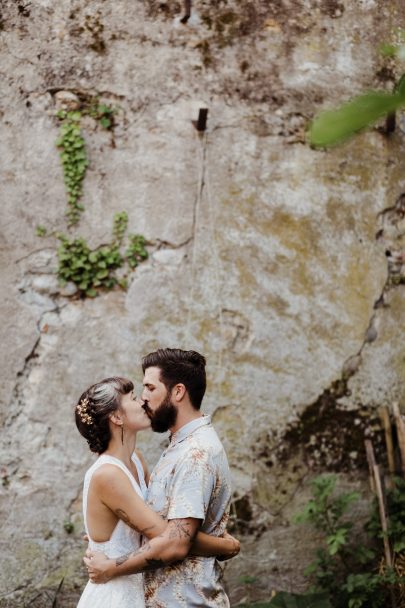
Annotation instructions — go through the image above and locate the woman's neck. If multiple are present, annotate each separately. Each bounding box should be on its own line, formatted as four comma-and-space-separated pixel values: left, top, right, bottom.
104, 432, 137, 468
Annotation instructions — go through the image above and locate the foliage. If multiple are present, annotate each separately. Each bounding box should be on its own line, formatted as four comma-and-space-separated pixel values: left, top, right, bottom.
309, 32, 405, 148
112, 210, 128, 245
86, 102, 116, 130
56, 110, 88, 226
294, 475, 405, 608
63, 519, 74, 534
36, 225, 47, 237
268, 592, 332, 607
366, 476, 405, 553
309, 85, 405, 148
57, 211, 148, 297
50, 100, 148, 299
237, 604, 273, 608
125, 234, 149, 269
379, 29, 405, 59
55, 101, 116, 227
239, 575, 258, 585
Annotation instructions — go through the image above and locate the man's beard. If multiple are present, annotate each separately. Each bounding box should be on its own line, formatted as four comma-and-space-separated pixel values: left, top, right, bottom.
145, 392, 177, 433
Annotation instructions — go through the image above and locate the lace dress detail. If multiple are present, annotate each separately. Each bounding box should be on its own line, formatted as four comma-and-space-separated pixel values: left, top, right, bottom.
77, 453, 147, 608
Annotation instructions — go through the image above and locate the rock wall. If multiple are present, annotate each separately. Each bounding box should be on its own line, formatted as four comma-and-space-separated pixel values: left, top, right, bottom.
1, 0, 405, 605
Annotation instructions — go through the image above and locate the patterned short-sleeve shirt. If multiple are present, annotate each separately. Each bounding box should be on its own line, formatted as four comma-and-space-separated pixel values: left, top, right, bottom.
144, 416, 232, 608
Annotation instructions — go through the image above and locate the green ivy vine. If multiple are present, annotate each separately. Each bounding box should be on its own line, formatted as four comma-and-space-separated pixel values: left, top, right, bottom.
55, 101, 116, 226
56, 110, 88, 226
57, 211, 148, 297
42, 97, 149, 299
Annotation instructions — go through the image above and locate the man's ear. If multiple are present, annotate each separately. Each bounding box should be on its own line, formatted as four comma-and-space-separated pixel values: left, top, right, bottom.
172, 383, 186, 403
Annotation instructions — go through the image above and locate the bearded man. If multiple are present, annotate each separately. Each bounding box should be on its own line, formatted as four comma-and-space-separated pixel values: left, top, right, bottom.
85, 348, 234, 608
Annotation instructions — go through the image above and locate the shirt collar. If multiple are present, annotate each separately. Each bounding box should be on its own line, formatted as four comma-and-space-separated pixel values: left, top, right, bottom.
169, 415, 211, 446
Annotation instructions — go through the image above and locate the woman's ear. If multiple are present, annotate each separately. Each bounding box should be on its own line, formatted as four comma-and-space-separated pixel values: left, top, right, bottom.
109, 412, 123, 427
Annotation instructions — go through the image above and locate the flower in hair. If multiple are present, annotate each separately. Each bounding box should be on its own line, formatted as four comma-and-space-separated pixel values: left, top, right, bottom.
76, 397, 93, 425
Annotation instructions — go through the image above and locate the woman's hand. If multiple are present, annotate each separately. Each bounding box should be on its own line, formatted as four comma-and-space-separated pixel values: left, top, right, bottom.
83, 549, 116, 583
216, 531, 240, 561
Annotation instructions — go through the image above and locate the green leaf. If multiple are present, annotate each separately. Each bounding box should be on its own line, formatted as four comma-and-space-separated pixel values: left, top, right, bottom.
393, 538, 405, 552
379, 43, 398, 58
100, 116, 112, 129
36, 225, 47, 237
269, 591, 332, 607
309, 90, 405, 148
327, 528, 348, 555
96, 269, 109, 279
85, 288, 98, 298
89, 252, 99, 264
395, 73, 405, 97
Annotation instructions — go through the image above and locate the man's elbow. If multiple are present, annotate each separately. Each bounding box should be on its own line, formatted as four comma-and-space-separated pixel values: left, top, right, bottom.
160, 541, 190, 563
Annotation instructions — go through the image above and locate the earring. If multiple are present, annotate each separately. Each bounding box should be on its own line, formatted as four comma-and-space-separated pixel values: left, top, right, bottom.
121, 425, 124, 445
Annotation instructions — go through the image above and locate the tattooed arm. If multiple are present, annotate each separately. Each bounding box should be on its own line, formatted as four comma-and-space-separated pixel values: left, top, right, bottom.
84, 517, 201, 583
83, 464, 238, 583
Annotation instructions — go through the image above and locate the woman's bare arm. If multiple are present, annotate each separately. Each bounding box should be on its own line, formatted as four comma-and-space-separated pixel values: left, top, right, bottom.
90, 465, 239, 561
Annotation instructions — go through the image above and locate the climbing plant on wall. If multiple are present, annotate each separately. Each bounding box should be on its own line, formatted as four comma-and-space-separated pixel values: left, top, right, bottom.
56, 110, 88, 226
37, 95, 149, 298
57, 211, 148, 297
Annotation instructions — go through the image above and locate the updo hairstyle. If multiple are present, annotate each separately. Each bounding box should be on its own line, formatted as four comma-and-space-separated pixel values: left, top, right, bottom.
75, 377, 133, 454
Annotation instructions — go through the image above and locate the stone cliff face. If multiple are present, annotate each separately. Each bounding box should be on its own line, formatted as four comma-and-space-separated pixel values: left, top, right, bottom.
1, 0, 405, 605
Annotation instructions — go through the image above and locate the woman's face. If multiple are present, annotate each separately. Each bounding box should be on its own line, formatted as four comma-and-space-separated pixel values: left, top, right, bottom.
119, 390, 151, 431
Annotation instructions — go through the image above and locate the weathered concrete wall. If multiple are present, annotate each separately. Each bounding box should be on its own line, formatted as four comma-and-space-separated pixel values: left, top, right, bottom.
1, 0, 405, 605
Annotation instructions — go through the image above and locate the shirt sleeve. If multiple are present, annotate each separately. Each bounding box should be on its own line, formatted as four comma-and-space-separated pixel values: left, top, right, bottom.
167, 447, 215, 521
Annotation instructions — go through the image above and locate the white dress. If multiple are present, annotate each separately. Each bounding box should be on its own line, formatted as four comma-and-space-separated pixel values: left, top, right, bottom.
77, 453, 148, 608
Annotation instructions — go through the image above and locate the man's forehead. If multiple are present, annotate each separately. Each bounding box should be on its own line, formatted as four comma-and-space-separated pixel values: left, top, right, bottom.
143, 366, 162, 384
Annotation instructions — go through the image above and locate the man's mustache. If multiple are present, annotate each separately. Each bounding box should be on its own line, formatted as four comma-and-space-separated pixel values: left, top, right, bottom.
142, 401, 153, 418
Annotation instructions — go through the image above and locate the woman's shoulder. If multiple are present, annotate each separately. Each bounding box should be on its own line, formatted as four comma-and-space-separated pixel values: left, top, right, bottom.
89, 460, 131, 488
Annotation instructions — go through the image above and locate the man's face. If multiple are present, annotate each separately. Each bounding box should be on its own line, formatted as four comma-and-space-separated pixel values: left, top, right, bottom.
141, 366, 178, 433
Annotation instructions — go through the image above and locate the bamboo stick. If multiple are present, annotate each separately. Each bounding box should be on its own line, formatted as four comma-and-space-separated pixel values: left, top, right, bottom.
373, 464, 397, 608
373, 464, 393, 567
379, 406, 396, 475
365, 439, 377, 493
392, 402, 405, 476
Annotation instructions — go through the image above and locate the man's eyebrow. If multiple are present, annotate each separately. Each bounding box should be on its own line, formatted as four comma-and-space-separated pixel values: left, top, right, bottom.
143, 382, 155, 388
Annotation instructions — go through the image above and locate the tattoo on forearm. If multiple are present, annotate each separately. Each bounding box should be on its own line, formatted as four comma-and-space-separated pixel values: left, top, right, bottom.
116, 553, 131, 566
168, 519, 196, 541
114, 509, 158, 537
115, 508, 141, 533
115, 538, 165, 570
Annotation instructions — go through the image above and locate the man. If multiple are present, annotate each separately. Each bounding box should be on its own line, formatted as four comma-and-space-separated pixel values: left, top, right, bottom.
85, 348, 234, 607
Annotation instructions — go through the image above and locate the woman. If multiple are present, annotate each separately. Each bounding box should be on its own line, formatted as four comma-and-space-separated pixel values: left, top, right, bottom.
75, 376, 239, 608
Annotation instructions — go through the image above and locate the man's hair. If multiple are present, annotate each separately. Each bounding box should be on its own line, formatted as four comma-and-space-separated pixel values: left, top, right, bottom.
142, 348, 206, 410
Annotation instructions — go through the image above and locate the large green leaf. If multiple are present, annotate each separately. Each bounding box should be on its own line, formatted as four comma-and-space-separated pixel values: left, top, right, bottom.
269, 591, 332, 608
309, 91, 405, 148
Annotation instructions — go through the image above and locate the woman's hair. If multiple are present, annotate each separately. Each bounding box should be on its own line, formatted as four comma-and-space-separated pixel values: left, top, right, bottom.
75, 377, 133, 454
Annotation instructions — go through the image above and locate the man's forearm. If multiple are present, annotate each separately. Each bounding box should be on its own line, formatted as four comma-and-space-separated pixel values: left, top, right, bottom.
114, 535, 174, 577
87, 518, 198, 583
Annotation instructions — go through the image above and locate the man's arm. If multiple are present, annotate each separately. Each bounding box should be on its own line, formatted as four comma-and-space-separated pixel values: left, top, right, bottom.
191, 530, 240, 559
84, 517, 201, 583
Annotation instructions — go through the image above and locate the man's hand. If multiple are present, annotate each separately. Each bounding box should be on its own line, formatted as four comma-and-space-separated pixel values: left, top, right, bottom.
217, 532, 240, 561
83, 549, 115, 583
